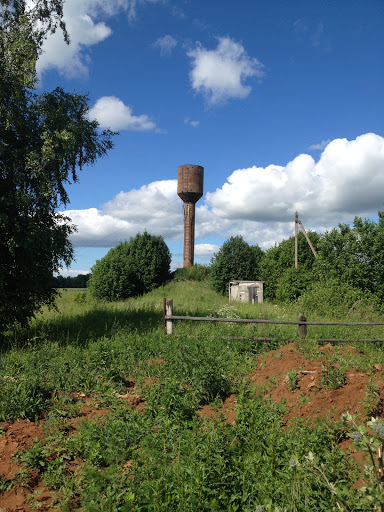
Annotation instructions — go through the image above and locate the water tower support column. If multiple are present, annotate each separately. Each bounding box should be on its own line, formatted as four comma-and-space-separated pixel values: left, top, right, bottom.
183, 202, 195, 267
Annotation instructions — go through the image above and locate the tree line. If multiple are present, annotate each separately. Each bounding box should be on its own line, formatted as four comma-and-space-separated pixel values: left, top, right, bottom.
52, 274, 91, 289
209, 212, 384, 312
81, 211, 384, 311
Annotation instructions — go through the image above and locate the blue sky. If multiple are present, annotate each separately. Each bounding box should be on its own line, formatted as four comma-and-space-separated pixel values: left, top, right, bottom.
36, 0, 384, 275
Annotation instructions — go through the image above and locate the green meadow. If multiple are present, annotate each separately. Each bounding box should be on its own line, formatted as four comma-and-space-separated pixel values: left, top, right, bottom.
2, 281, 384, 511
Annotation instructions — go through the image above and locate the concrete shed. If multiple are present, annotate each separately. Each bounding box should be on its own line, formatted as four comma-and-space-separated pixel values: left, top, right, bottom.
229, 281, 264, 304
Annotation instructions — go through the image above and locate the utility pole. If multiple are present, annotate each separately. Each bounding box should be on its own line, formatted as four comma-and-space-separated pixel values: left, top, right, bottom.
295, 211, 317, 271
295, 211, 298, 271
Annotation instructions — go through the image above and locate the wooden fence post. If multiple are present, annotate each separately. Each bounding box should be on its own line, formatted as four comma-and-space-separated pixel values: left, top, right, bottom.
166, 299, 173, 335
298, 313, 307, 338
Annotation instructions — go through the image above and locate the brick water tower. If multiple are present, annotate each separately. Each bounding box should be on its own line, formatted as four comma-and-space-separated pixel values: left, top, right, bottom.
177, 164, 204, 267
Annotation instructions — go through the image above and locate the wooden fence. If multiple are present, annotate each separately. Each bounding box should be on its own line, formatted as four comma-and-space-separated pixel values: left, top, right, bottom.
163, 298, 384, 343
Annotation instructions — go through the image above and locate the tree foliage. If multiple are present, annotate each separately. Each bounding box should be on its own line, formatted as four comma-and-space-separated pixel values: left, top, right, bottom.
0, 1, 114, 328
314, 213, 384, 302
297, 277, 380, 319
210, 213, 384, 306
88, 233, 171, 301
260, 231, 320, 301
52, 273, 91, 289
210, 236, 264, 295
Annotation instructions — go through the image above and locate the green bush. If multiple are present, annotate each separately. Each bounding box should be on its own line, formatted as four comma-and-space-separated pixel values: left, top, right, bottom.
275, 266, 314, 302
88, 232, 171, 301
210, 236, 264, 295
313, 213, 384, 303
260, 231, 320, 301
296, 277, 380, 318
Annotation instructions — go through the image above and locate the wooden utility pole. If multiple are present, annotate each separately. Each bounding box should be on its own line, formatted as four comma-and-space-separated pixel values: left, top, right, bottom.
295, 211, 317, 271
295, 211, 298, 271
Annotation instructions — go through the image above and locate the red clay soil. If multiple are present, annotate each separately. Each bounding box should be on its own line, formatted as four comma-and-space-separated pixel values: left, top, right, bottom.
0, 394, 138, 512
2, 343, 384, 511
0, 420, 43, 511
247, 342, 384, 424
198, 394, 237, 424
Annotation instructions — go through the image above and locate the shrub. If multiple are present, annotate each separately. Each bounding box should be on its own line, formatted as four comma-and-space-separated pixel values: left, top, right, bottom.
275, 266, 314, 302
210, 236, 264, 295
260, 231, 320, 301
88, 232, 171, 301
296, 277, 380, 318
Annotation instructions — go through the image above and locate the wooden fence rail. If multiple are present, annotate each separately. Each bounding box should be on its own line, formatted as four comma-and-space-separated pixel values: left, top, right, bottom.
163, 298, 384, 343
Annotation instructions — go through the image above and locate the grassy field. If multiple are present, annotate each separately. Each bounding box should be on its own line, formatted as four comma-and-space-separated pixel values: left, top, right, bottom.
1, 281, 384, 510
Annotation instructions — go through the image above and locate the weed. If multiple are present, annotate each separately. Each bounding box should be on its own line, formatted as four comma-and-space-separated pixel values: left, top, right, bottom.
2, 280, 384, 511
26, 488, 44, 510
213, 304, 240, 319
287, 370, 299, 392
298, 391, 311, 406
15, 438, 52, 473
73, 291, 87, 304
320, 362, 345, 390
267, 376, 277, 391
0, 475, 13, 492
363, 379, 382, 417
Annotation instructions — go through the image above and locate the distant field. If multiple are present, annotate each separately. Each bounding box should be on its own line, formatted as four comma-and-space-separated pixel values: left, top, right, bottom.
1, 281, 384, 510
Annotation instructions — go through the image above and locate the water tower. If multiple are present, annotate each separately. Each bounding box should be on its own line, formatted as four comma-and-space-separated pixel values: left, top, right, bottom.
177, 164, 204, 267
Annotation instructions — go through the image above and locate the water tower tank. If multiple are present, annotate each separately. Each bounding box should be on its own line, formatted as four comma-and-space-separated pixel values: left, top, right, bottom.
177, 165, 204, 268
177, 165, 204, 204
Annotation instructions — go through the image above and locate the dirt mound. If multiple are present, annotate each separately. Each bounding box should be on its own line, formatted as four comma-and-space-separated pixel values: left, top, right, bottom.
248, 342, 383, 423
197, 342, 384, 426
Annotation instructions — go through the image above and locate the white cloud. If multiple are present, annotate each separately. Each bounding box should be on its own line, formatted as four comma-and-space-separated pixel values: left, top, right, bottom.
184, 117, 200, 127
88, 96, 157, 131
154, 35, 177, 56
62, 133, 384, 259
64, 180, 185, 247
102, 180, 180, 222
207, 133, 384, 225
36, 0, 162, 77
293, 18, 328, 49
309, 139, 331, 150
55, 269, 90, 277
64, 208, 137, 247
195, 244, 220, 259
187, 37, 264, 104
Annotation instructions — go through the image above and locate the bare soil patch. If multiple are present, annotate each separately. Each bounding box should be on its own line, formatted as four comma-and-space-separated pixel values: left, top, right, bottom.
248, 342, 383, 423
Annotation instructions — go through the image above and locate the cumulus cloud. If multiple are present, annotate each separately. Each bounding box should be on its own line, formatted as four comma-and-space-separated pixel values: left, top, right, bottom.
102, 180, 180, 221
88, 96, 157, 131
154, 35, 177, 56
64, 181, 185, 247
187, 37, 264, 104
62, 133, 384, 258
36, 0, 162, 77
195, 244, 220, 259
207, 133, 384, 225
64, 208, 137, 247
